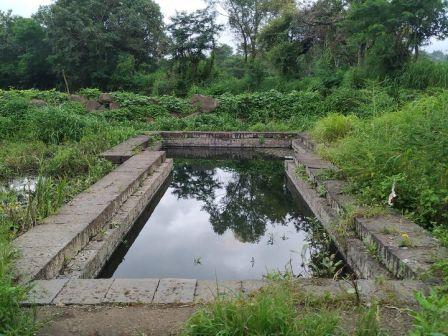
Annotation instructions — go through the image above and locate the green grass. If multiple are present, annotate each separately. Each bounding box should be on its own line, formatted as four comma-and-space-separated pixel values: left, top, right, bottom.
0, 226, 37, 335
0, 85, 446, 334
183, 281, 385, 336
312, 113, 359, 143
317, 92, 448, 229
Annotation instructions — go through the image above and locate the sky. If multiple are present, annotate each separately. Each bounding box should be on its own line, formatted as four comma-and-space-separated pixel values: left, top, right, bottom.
0, 0, 447, 52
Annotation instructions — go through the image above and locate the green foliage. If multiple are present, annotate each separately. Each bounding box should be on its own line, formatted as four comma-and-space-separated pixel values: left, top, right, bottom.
312, 113, 359, 143
324, 92, 448, 228
411, 290, 448, 335
0, 11, 54, 89
0, 225, 36, 335
400, 58, 448, 89
183, 282, 343, 335
355, 304, 384, 336
35, 0, 165, 90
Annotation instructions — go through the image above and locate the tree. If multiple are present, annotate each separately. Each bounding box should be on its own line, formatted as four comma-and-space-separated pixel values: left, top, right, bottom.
392, 0, 448, 58
209, 0, 279, 63
36, 0, 165, 90
260, 0, 349, 76
168, 7, 222, 93
346, 0, 448, 74
0, 11, 55, 89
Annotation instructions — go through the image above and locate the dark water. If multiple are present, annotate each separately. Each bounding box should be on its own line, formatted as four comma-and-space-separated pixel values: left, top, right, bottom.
100, 157, 340, 280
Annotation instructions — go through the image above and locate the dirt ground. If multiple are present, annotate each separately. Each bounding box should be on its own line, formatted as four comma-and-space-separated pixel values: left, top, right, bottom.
34, 303, 413, 336
36, 305, 197, 336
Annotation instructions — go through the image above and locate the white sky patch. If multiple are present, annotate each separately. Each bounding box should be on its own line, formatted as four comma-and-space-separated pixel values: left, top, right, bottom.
0, 0, 444, 52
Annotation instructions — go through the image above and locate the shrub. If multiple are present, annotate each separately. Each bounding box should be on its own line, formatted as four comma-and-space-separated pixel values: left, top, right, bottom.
312, 113, 359, 143
325, 92, 448, 227
400, 58, 448, 90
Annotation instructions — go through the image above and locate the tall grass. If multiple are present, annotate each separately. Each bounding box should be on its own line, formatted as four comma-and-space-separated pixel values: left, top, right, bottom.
400, 58, 448, 90
0, 226, 37, 335
183, 281, 384, 336
320, 92, 448, 228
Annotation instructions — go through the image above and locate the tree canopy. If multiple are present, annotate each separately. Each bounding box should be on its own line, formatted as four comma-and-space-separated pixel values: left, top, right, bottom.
0, 0, 447, 93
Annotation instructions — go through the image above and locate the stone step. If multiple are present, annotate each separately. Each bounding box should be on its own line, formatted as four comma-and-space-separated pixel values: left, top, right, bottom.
291, 137, 448, 282
285, 161, 392, 279
59, 159, 173, 279
13, 151, 166, 282
23, 277, 428, 306
100, 135, 150, 163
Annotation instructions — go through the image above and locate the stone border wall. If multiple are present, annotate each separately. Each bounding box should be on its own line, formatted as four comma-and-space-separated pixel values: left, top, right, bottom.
16, 131, 446, 308
158, 131, 297, 148
290, 135, 447, 283
14, 151, 169, 283
24, 277, 427, 307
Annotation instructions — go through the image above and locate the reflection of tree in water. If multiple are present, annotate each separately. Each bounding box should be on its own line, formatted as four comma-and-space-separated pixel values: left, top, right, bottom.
171, 159, 306, 243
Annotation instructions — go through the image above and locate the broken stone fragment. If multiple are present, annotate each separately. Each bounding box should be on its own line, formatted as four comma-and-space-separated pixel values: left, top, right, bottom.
85, 100, 102, 112
68, 94, 87, 104
99, 92, 113, 104
109, 101, 121, 110
30, 99, 47, 107
191, 94, 220, 113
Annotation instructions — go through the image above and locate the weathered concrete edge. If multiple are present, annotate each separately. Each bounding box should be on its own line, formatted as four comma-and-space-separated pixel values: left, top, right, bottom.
159, 131, 299, 148
101, 135, 150, 164
13, 151, 166, 282
23, 278, 428, 306
285, 160, 392, 280
293, 134, 448, 281
60, 160, 174, 279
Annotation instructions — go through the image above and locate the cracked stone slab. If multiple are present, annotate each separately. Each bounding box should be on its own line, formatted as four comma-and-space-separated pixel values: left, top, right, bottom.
195, 281, 242, 302
23, 279, 68, 305
104, 279, 160, 304
53, 279, 113, 305
153, 278, 197, 304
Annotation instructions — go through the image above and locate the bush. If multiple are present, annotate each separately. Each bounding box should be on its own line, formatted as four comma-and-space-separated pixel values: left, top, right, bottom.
400, 58, 448, 90
312, 113, 359, 143
325, 92, 448, 227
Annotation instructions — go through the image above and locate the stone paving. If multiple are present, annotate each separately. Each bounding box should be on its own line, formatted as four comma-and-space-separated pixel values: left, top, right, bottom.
24, 277, 428, 306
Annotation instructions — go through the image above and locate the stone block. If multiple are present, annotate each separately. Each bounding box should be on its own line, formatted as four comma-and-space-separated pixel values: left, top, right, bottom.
153, 278, 197, 304
23, 279, 68, 305
53, 279, 113, 305
104, 279, 160, 303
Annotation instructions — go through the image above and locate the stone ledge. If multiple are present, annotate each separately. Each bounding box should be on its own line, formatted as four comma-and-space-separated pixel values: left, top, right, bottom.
101, 135, 150, 164
59, 160, 173, 279
159, 131, 298, 148
285, 161, 392, 280
13, 151, 166, 283
291, 135, 448, 282
23, 278, 428, 307
159, 131, 299, 139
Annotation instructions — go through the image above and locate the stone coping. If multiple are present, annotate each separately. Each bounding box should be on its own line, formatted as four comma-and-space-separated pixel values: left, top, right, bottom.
101, 135, 150, 164
23, 278, 428, 306
101, 133, 301, 164
157, 131, 299, 139
291, 135, 448, 282
285, 161, 392, 279
59, 160, 173, 279
13, 151, 167, 283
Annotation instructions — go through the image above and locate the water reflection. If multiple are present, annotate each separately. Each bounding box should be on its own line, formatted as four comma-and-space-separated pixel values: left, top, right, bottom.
101, 159, 333, 280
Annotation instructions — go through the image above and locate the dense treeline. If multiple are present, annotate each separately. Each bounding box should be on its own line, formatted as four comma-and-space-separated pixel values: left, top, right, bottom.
1, 0, 447, 95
